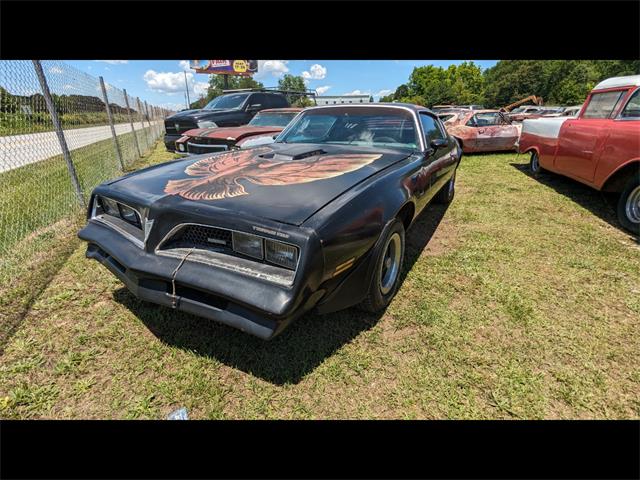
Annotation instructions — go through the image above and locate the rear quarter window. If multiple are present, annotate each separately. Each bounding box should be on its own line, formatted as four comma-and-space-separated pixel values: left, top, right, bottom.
619, 89, 640, 118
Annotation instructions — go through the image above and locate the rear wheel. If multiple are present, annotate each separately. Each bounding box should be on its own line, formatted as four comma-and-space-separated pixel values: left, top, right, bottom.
434, 169, 456, 204
617, 176, 640, 235
529, 151, 545, 176
360, 220, 405, 313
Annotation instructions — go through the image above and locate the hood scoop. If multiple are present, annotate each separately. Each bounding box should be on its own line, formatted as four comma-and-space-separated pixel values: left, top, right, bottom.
259, 147, 326, 162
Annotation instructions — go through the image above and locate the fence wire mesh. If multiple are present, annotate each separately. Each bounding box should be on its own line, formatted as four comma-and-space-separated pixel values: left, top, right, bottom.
0, 60, 174, 285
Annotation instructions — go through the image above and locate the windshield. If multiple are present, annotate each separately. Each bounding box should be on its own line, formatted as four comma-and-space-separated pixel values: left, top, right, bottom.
203, 93, 249, 110
249, 112, 298, 127
278, 107, 418, 149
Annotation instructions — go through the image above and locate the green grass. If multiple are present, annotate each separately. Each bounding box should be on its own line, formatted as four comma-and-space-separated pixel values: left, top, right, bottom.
0, 138, 177, 356
0, 111, 139, 136
0, 149, 638, 419
0, 127, 159, 256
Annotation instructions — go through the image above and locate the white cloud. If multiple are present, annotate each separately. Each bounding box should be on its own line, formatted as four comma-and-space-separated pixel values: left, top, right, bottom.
254, 60, 289, 79
193, 80, 209, 96
344, 89, 371, 96
160, 102, 185, 111
374, 89, 393, 99
143, 69, 209, 98
179, 60, 192, 71
301, 63, 327, 81
95, 60, 128, 65
63, 84, 78, 91
49, 66, 63, 74
316, 85, 331, 95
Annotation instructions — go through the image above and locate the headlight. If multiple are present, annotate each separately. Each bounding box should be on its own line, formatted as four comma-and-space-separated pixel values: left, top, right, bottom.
118, 204, 141, 228
232, 231, 263, 260
95, 196, 142, 229
177, 143, 186, 152
197, 120, 218, 128
99, 196, 120, 216
265, 239, 298, 270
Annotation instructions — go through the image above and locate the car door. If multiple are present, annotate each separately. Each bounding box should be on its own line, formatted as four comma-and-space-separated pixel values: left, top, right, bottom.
415, 112, 455, 210
554, 89, 627, 182
473, 112, 519, 151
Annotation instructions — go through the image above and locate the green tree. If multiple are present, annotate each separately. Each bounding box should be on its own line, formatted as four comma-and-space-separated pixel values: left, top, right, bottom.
277, 74, 313, 106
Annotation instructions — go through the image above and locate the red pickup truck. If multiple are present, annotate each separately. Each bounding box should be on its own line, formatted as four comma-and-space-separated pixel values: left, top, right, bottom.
518, 75, 640, 234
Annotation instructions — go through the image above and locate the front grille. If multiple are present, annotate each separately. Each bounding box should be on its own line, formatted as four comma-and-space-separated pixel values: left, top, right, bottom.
193, 137, 232, 146
165, 225, 233, 252
164, 120, 197, 135
187, 142, 228, 155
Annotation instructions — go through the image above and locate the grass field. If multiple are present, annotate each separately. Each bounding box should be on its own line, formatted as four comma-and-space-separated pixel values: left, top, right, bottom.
1, 143, 638, 419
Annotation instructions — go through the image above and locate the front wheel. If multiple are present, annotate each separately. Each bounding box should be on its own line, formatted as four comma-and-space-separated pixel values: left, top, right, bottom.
360, 220, 406, 313
617, 176, 640, 235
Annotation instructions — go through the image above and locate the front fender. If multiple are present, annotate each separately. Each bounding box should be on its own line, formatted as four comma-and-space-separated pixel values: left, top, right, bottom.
305, 154, 420, 285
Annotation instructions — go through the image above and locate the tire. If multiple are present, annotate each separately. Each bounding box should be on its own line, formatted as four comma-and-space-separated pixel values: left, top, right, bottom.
360, 219, 406, 313
529, 151, 545, 176
434, 169, 456, 204
616, 176, 640, 236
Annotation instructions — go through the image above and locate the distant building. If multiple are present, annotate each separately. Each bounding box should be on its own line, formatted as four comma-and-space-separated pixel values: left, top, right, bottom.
315, 94, 373, 106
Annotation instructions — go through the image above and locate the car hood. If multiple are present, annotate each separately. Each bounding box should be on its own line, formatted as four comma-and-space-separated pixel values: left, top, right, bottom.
105, 143, 412, 226
186, 125, 283, 141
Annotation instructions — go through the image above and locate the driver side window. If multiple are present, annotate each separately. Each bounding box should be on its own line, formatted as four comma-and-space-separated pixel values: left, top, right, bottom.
419, 113, 445, 144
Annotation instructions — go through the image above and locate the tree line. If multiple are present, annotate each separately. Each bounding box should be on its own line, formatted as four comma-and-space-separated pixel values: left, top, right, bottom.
379, 60, 640, 108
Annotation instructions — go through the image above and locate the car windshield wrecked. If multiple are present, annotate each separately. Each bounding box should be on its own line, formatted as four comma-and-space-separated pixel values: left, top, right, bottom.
277, 106, 419, 150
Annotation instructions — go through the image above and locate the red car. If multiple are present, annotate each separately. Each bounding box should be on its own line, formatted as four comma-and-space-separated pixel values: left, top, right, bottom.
438, 109, 521, 153
518, 75, 640, 234
175, 108, 303, 155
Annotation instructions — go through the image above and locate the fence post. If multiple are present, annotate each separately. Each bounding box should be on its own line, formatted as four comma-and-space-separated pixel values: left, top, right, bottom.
144, 101, 152, 128
135, 97, 148, 152
32, 60, 86, 208
123, 89, 142, 158
99, 76, 125, 171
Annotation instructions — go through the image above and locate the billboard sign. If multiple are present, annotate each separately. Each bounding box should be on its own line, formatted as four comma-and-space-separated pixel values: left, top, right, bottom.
190, 60, 258, 76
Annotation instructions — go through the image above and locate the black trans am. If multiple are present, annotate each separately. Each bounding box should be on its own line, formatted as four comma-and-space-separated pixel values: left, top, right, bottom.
78, 105, 462, 339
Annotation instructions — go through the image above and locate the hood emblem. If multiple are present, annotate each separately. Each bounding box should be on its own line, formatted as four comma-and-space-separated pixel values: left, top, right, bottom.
164, 147, 381, 201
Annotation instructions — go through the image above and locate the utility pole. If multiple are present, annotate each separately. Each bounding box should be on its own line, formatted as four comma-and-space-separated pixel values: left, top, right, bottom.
184, 70, 191, 107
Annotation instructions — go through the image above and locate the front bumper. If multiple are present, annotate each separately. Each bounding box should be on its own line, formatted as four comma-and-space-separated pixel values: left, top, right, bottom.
78, 221, 324, 340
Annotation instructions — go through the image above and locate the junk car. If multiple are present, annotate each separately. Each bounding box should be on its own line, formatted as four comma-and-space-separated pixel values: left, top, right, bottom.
438, 109, 521, 153
174, 108, 303, 155
519, 75, 640, 234
78, 104, 462, 339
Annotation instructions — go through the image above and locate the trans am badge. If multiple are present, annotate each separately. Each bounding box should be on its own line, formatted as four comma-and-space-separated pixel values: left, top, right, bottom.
164, 147, 381, 201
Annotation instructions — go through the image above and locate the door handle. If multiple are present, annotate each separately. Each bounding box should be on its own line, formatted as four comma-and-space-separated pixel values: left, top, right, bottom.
478, 129, 485, 134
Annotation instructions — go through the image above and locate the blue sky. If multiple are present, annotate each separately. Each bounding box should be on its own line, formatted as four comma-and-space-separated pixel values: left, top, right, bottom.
65, 60, 498, 110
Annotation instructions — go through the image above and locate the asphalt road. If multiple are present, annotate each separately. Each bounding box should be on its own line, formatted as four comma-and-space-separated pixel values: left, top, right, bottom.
0, 121, 163, 173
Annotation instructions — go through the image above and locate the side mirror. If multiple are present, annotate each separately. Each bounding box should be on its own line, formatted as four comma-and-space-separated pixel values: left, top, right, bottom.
430, 138, 448, 150
247, 103, 262, 112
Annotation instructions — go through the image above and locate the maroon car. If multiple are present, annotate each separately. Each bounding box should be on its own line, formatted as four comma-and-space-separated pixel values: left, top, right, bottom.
175, 108, 303, 155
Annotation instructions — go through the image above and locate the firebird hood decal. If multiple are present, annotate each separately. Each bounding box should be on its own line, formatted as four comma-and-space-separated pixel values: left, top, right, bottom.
164, 147, 382, 201
105, 143, 410, 225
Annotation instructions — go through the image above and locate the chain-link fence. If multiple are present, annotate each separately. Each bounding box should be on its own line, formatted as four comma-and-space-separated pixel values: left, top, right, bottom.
0, 60, 174, 286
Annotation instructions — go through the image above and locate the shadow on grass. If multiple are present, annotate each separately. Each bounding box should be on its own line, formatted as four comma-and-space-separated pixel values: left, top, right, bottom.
509, 162, 636, 239
113, 202, 450, 385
